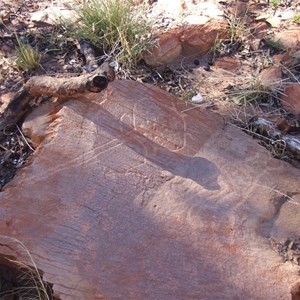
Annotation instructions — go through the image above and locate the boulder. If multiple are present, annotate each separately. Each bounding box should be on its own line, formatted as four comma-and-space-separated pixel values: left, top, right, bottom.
180, 20, 228, 55
144, 0, 226, 66
0, 80, 299, 299
183, 15, 210, 25
146, 20, 228, 66
145, 29, 183, 66
281, 84, 300, 116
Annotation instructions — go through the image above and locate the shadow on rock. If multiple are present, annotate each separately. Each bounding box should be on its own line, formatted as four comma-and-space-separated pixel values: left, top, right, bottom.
76, 101, 220, 190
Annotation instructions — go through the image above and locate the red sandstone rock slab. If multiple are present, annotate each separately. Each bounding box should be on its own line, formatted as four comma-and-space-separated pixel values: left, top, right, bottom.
180, 20, 228, 55
0, 80, 299, 299
145, 29, 183, 66
145, 20, 228, 66
22, 102, 62, 148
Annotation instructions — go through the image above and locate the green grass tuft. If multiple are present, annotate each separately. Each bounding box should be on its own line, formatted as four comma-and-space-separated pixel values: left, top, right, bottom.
73, 0, 153, 69
15, 35, 41, 72
227, 15, 247, 43
229, 80, 278, 105
293, 14, 300, 24
270, 0, 280, 8
264, 38, 283, 51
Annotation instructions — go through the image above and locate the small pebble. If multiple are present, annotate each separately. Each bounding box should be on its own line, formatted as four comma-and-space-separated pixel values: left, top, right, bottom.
190, 94, 204, 103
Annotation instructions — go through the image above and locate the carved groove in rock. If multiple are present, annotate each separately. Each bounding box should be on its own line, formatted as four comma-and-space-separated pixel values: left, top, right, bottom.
0, 80, 299, 299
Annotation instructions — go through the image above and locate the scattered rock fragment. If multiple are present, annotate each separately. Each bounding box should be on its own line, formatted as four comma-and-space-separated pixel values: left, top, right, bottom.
0, 10, 10, 24
180, 20, 228, 56
291, 50, 300, 66
273, 54, 293, 68
22, 102, 61, 148
30, 6, 75, 26
259, 66, 282, 89
190, 93, 204, 103
250, 21, 269, 39
214, 56, 240, 72
272, 237, 300, 265
0, 92, 14, 114
145, 29, 183, 66
249, 39, 261, 51
1, 43, 14, 55
274, 29, 300, 52
281, 84, 300, 115
265, 17, 281, 28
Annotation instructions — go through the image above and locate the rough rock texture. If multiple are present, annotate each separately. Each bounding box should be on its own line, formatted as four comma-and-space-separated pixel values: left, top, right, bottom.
251, 22, 270, 39
22, 102, 62, 148
0, 92, 14, 113
273, 53, 294, 68
214, 56, 241, 72
281, 84, 300, 115
146, 20, 228, 66
180, 20, 228, 55
274, 29, 300, 52
0, 80, 299, 299
30, 6, 75, 26
259, 66, 282, 89
145, 29, 183, 66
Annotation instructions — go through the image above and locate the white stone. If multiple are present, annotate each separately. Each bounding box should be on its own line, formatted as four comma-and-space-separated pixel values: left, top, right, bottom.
191, 93, 204, 103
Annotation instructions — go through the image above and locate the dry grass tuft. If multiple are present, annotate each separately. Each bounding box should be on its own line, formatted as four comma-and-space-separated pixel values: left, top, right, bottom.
71, 0, 154, 69
0, 235, 53, 300
15, 35, 41, 72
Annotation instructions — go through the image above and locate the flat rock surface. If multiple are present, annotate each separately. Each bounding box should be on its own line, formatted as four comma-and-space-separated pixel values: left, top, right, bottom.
0, 80, 300, 299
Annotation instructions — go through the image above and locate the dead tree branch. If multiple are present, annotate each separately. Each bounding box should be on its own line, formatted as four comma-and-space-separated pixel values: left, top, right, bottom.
0, 63, 115, 131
